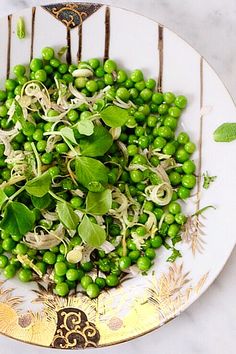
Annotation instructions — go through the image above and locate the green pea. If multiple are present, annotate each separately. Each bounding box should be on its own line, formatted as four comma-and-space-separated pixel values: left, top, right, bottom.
43, 251, 56, 265
5, 79, 17, 91
168, 202, 181, 215
56, 143, 69, 154
86, 80, 98, 93
131, 69, 143, 83
136, 226, 147, 236
85, 283, 100, 298
67, 109, 79, 122
169, 171, 182, 186
35, 69, 47, 82
168, 106, 181, 118
18, 268, 32, 282
0, 255, 8, 268
116, 87, 130, 102
2, 238, 16, 251
140, 88, 153, 102
158, 126, 173, 139
182, 174, 196, 189
175, 95, 187, 109
35, 261, 47, 275
178, 186, 191, 199
4, 264, 16, 279
117, 69, 127, 83
153, 208, 164, 220
0, 90, 7, 101
182, 160, 196, 174
70, 196, 83, 209
146, 78, 156, 89
42, 47, 54, 60
75, 77, 87, 89
128, 250, 140, 261
175, 213, 187, 225
54, 262, 67, 276
168, 223, 180, 238
134, 111, 145, 122
14, 243, 28, 255
164, 116, 177, 130
145, 248, 156, 260
81, 261, 93, 272
50, 58, 60, 68
104, 73, 114, 85
158, 103, 169, 115
138, 105, 150, 117
147, 115, 158, 127
41, 152, 53, 164
55, 282, 69, 297
137, 256, 151, 271
164, 213, 175, 224
95, 66, 105, 77
163, 142, 176, 155
153, 136, 166, 149
95, 277, 106, 289
184, 141, 196, 154
151, 235, 163, 248
81, 275, 93, 289
88, 58, 100, 69
48, 166, 60, 178
104, 59, 117, 73
44, 64, 53, 74
106, 274, 119, 287
152, 92, 164, 104
135, 80, 146, 91
66, 269, 79, 281
175, 148, 190, 163
138, 136, 149, 149
130, 170, 143, 183
36, 140, 46, 152
135, 126, 145, 137
58, 63, 68, 74
30, 58, 43, 72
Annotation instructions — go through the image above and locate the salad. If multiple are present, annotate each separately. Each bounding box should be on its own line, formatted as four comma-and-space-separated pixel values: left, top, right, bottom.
0, 47, 197, 298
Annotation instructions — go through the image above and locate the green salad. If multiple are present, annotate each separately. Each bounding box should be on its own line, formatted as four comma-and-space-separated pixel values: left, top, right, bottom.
0, 47, 196, 298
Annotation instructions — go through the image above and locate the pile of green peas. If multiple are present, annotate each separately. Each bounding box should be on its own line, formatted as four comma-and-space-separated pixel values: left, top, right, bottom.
0, 47, 197, 298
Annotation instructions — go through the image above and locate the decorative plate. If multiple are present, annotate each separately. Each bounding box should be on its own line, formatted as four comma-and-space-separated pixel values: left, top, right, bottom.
0, 2, 235, 349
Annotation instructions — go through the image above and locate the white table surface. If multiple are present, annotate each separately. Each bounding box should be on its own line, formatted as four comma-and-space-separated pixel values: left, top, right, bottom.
0, 1, 236, 353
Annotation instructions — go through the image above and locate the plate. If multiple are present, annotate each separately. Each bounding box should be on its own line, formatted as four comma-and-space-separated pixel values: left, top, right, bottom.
0, 2, 235, 349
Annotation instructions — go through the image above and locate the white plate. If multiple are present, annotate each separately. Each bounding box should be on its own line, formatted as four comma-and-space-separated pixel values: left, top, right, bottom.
0, 2, 235, 349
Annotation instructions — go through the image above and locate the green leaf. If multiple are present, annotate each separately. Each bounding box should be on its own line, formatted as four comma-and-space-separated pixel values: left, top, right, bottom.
213, 123, 236, 142
75, 156, 108, 190
203, 171, 217, 189
86, 189, 112, 215
56, 201, 79, 230
77, 120, 94, 136
57, 46, 69, 58
0, 202, 35, 237
31, 194, 52, 209
0, 189, 8, 209
25, 172, 51, 197
100, 106, 129, 127
167, 248, 182, 262
60, 127, 77, 145
87, 181, 105, 192
78, 215, 106, 247
17, 17, 26, 39
80, 125, 113, 157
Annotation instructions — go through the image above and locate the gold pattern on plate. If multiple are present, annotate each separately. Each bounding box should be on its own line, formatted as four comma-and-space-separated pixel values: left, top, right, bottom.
0, 265, 208, 348
181, 213, 206, 255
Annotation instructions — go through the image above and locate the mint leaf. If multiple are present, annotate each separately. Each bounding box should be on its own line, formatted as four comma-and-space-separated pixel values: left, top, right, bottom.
31, 194, 52, 209
0, 189, 8, 209
60, 127, 77, 144
25, 172, 51, 197
203, 171, 217, 189
77, 120, 94, 136
167, 248, 182, 262
213, 123, 236, 142
0, 202, 35, 237
78, 215, 106, 247
100, 106, 129, 127
17, 17, 26, 39
57, 46, 69, 58
80, 125, 113, 157
75, 156, 108, 190
86, 189, 112, 215
56, 201, 79, 230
